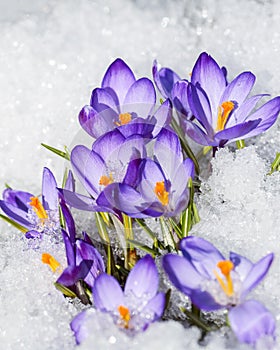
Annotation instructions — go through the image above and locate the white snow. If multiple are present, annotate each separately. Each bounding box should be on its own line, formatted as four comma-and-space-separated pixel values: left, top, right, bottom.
0, 0, 280, 349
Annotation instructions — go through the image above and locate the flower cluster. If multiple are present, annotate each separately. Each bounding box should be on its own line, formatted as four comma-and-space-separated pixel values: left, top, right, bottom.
1, 53, 279, 348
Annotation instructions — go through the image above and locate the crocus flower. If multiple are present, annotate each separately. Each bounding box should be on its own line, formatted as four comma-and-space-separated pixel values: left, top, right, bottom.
172, 52, 280, 147
71, 254, 165, 343
79, 58, 171, 139
0, 167, 61, 240
97, 127, 194, 218
162, 236, 275, 345
61, 126, 149, 214
56, 202, 105, 292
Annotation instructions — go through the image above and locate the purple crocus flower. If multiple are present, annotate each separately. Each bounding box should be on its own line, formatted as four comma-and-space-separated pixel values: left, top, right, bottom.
79, 58, 171, 139
61, 126, 149, 214
162, 236, 275, 345
172, 52, 280, 147
57, 202, 105, 291
97, 127, 194, 218
0, 167, 61, 239
71, 254, 165, 343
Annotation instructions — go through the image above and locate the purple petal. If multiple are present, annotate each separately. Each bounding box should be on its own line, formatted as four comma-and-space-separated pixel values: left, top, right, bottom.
65, 170, 75, 192
171, 80, 191, 117
243, 96, 280, 138
124, 255, 159, 298
190, 289, 223, 311
191, 52, 226, 115
183, 119, 216, 146
187, 82, 213, 133
228, 300, 275, 345
59, 189, 100, 211
92, 129, 125, 162
230, 252, 253, 281
162, 254, 203, 295
123, 77, 156, 116
42, 167, 58, 211
79, 105, 110, 139
92, 273, 124, 312
57, 260, 92, 287
2, 189, 33, 211
142, 292, 166, 323
152, 60, 180, 99
241, 253, 274, 298
71, 145, 105, 198
0, 200, 33, 229
60, 202, 76, 242
152, 99, 172, 136
101, 58, 135, 105
70, 310, 89, 345
214, 119, 261, 143
227, 94, 266, 127
90, 87, 119, 113
25, 230, 42, 239
76, 240, 105, 288
220, 72, 255, 107
179, 236, 225, 279
61, 229, 75, 266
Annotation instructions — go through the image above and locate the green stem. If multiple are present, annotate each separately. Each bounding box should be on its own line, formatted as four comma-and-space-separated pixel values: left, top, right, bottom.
236, 139, 245, 149
268, 152, 280, 175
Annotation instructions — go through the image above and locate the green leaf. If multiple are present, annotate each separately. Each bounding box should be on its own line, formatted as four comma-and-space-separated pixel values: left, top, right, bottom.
0, 214, 28, 233
41, 143, 70, 160
54, 282, 77, 298
126, 239, 159, 257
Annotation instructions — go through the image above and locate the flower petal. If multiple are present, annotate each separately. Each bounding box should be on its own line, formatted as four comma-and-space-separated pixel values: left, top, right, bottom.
70, 310, 89, 345
71, 145, 105, 198
230, 252, 253, 281
220, 71, 255, 107
123, 77, 156, 116
101, 58, 135, 105
124, 255, 159, 298
90, 87, 119, 113
92, 129, 125, 162
214, 119, 261, 143
142, 292, 166, 322
79, 105, 110, 139
152, 60, 181, 99
179, 236, 225, 279
59, 189, 100, 211
162, 253, 203, 295
152, 99, 172, 136
2, 189, 32, 211
0, 200, 33, 229
183, 119, 215, 146
92, 273, 124, 312
191, 52, 226, 115
171, 80, 191, 117
228, 300, 275, 345
241, 253, 274, 298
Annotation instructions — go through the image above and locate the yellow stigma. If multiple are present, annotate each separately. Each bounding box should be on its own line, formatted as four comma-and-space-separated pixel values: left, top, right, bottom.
154, 181, 169, 206
214, 260, 234, 297
42, 253, 60, 272
115, 113, 132, 126
30, 196, 48, 220
118, 305, 131, 329
216, 101, 235, 131
99, 173, 114, 187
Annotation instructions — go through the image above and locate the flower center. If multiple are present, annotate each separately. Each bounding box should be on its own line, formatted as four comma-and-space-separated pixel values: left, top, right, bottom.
154, 181, 169, 206
29, 196, 48, 220
99, 173, 114, 187
41, 253, 60, 272
118, 305, 131, 329
115, 113, 132, 126
214, 260, 234, 297
216, 101, 235, 131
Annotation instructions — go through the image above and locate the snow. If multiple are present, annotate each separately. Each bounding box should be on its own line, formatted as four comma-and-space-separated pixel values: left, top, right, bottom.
0, 0, 280, 349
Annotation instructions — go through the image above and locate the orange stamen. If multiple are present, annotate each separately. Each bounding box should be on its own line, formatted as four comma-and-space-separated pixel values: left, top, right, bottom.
42, 253, 60, 272
115, 113, 132, 126
154, 181, 169, 206
213, 260, 234, 297
216, 101, 235, 131
30, 196, 48, 220
99, 173, 114, 187
118, 305, 131, 329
